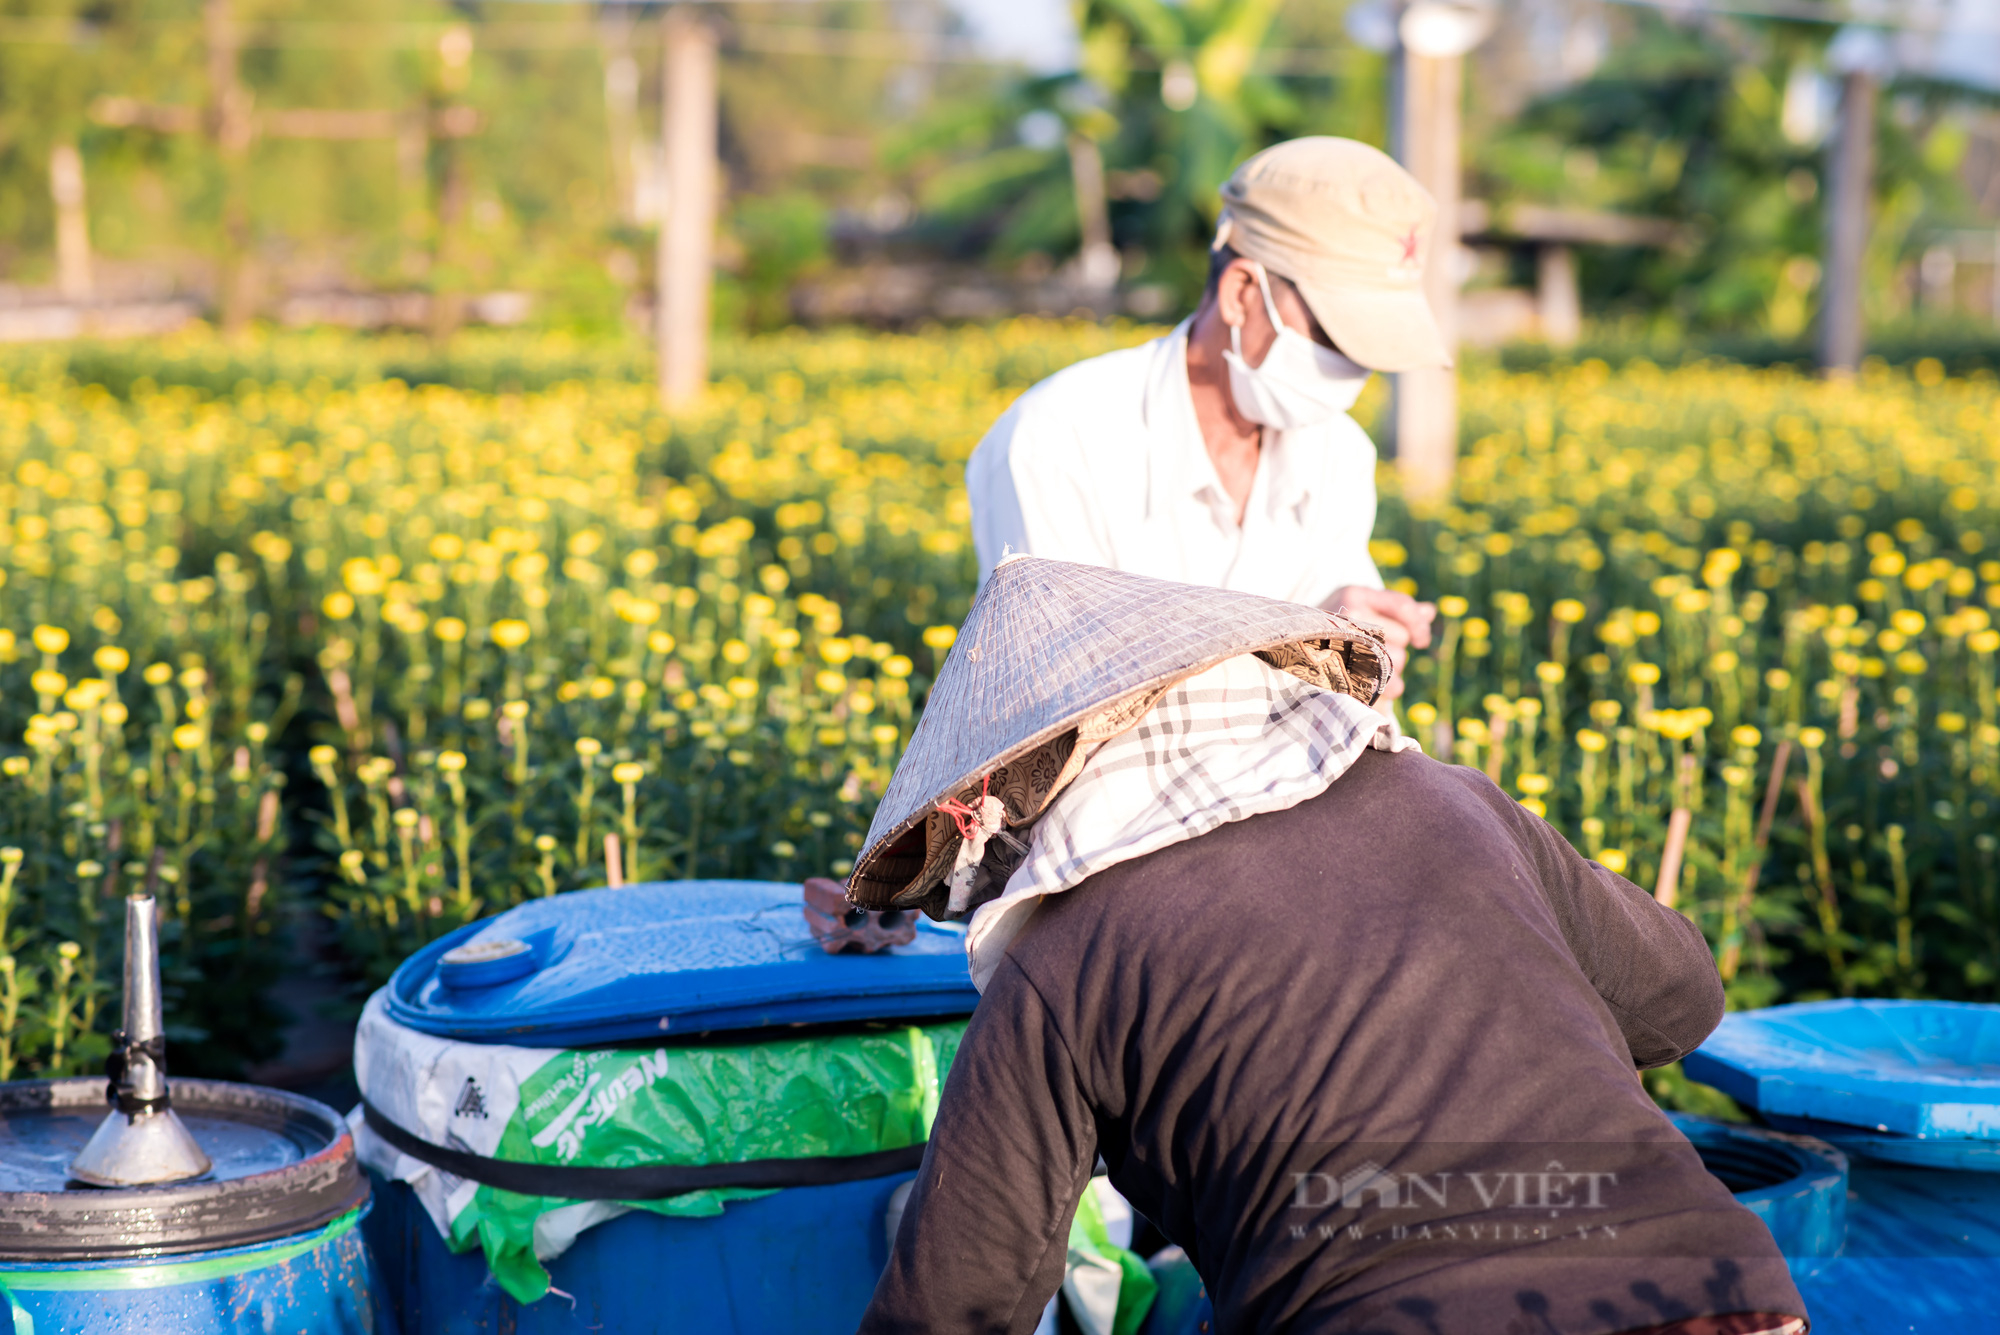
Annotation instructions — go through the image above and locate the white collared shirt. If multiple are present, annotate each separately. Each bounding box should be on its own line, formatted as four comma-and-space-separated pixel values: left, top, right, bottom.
965, 320, 1383, 605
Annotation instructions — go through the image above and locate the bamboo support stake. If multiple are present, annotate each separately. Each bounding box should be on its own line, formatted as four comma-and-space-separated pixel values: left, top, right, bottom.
1654, 752, 1698, 909
1482, 711, 1507, 787
1654, 807, 1692, 909
1751, 740, 1794, 871
1719, 738, 1792, 981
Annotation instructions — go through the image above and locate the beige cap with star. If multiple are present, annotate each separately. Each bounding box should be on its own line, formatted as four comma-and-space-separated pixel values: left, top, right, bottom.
1216, 137, 1453, 372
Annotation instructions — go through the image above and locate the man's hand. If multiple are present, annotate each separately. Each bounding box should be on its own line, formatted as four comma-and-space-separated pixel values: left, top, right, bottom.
1323, 585, 1436, 701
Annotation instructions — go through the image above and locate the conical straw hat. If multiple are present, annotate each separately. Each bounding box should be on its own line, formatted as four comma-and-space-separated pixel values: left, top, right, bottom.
849, 557, 1392, 914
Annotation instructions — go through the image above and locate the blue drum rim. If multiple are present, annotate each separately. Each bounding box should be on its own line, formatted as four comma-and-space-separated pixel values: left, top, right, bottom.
1668, 1113, 1848, 1274
0, 1077, 368, 1261
0, 1202, 367, 1291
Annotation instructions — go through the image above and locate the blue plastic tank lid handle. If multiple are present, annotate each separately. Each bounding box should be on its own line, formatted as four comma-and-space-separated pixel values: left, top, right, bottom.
439, 938, 538, 990
1684, 999, 2000, 1140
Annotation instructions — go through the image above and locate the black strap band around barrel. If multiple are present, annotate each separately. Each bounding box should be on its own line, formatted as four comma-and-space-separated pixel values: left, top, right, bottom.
360, 1097, 927, 1201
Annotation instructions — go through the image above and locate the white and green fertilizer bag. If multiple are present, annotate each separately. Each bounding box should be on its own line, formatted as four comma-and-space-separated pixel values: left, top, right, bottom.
351, 993, 964, 1303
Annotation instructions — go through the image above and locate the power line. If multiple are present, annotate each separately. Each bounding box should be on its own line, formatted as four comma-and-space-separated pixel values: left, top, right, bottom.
0, 14, 977, 55
1602, 0, 2000, 35
0, 15, 1369, 75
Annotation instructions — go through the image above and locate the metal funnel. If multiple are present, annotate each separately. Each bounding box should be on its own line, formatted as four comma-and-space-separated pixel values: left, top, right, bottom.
69, 894, 212, 1188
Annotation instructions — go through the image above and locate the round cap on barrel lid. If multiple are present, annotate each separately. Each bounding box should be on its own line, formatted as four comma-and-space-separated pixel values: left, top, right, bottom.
385, 879, 978, 1046
0, 1077, 367, 1261
439, 937, 537, 989
1684, 999, 2000, 1140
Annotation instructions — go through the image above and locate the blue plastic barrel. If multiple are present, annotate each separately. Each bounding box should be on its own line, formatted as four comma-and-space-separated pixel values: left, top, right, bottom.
1137, 1248, 1210, 1335
1791, 1156, 2000, 1332
1135, 1118, 1848, 1335
1686, 1000, 2000, 1332
0, 1205, 382, 1335
366, 1168, 910, 1333
357, 879, 978, 1335
1665, 1114, 1846, 1279
0, 1076, 391, 1335
380, 879, 977, 1045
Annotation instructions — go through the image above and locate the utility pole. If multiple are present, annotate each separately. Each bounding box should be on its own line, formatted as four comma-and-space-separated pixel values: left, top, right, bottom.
1389, 0, 1493, 508
1393, 44, 1463, 507
602, 14, 643, 224
397, 116, 430, 283
430, 24, 477, 344
1536, 245, 1581, 346
1820, 30, 1885, 377
659, 6, 719, 408
204, 0, 255, 334
1067, 133, 1119, 298
49, 142, 94, 303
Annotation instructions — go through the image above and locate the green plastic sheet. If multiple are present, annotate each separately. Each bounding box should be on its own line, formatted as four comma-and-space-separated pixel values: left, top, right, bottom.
436, 1022, 965, 1303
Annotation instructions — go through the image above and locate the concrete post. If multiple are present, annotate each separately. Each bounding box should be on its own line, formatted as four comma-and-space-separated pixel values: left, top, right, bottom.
602, 15, 641, 224
1536, 244, 1581, 346
1067, 133, 1118, 295
204, 0, 255, 334
429, 24, 475, 343
49, 142, 94, 303
1394, 47, 1462, 507
659, 7, 718, 408
396, 116, 430, 283
1820, 67, 1876, 376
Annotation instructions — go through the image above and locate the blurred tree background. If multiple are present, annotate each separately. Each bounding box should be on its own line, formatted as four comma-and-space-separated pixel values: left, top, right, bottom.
0, 0, 990, 332
1474, 8, 1987, 344
0, 0, 1996, 342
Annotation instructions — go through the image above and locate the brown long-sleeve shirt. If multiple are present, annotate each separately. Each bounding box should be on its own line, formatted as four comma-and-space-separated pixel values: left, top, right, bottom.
862, 746, 1804, 1334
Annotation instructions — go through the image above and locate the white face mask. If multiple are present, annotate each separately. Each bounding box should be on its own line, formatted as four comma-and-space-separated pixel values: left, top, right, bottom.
1223, 262, 1370, 430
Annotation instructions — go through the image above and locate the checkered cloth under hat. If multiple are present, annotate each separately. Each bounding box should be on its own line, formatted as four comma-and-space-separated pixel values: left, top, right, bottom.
964, 652, 1417, 990
847, 556, 1394, 918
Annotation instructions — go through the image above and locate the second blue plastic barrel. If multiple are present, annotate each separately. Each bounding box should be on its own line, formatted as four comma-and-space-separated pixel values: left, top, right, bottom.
1138, 1117, 1848, 1335
364, 1169, 911, 1334
0, 1204, 389, 1335
1666, 1113, 1847, 1279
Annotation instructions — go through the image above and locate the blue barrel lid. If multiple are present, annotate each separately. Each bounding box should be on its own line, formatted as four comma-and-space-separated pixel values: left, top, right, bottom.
383, 880, 978, 1045
1684, 1000, 2000, 1140
1666, 1113, 1846, 1278
1760, 1112, 2000, 1173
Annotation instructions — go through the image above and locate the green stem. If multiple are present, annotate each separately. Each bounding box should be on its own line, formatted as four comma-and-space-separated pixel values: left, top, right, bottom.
1887, 824, 1914, 993
0, 954, 22, 1081
574, 762, 597, 869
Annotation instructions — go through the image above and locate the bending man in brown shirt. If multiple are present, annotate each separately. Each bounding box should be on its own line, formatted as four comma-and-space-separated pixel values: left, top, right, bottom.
844, 557, 1807, 1335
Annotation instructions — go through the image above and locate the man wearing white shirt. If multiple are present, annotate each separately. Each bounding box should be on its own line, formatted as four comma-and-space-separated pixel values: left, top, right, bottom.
967, 137, 1450, 694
